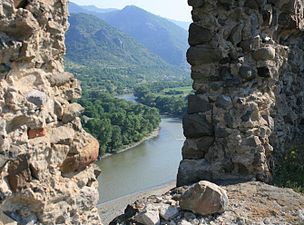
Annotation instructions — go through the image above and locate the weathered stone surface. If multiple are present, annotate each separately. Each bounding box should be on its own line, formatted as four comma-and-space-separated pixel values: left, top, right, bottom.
0, 0, 101, 224
178, 0, 304, 184
180, 181, 228, 216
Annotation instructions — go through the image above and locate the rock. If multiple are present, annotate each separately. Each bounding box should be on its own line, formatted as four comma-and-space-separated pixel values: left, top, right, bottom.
60, 136, 99, 176
188, 0, 205, 7
215, 95, 232, 109
252, 47, 276, 61
189, 24, 213, 46
48, 72, 74, 87
177, 159, 213, 186
182, 137, 214, 159
180, 181, 228, 216
134, 204, 160, 225
26, 90, 47, 108
27, 128, 47, 139
0, 0, 102, 222
159, 204, 179, 221
239, 66, 256, 81
7, 154, 32, 192
187, 45, 223, 66
62, 103, 84, 123
188, 95, 211, 114
183, 114, 214, 138
298, 209, 304, 225
49, 126, 75, 144
178, 220, 192, 225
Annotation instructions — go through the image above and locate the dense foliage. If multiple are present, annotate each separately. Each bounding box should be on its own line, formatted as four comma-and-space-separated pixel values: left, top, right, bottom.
134, 83, 192, 117
78, 92, 160, 156
274, 147, 304, 192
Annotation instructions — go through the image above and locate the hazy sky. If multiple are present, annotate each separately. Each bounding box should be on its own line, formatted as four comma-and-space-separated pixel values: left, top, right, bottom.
71, 0, 192, 21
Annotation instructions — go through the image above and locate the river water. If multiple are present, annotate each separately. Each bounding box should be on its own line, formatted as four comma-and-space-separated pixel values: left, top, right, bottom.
96, 109, 184, 203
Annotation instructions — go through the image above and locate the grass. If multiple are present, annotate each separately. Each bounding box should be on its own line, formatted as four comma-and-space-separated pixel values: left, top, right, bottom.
160, 86, 193, 97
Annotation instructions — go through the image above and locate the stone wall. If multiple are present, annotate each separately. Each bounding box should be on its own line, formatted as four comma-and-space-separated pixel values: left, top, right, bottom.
177, 0, 304, 186
0, 0, 101, 224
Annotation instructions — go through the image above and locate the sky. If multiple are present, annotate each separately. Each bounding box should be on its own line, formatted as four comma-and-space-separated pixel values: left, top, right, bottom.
71, 0, 192, 22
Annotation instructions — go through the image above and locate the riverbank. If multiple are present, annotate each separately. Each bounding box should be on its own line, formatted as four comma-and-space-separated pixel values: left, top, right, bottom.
101, 128, 160, 159
98, 181, 176, 224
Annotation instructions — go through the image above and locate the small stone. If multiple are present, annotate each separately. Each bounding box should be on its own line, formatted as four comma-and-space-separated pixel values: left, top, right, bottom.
298, 209, 304, 224
252, 47, 275, 61
178, 219, 192, 225
28, 128, 47, 139
184, 212, 196, 221
180, 181, 228, 216
62, 103, 84, 123
159, 204, 179, 221
239, 66, 256, 81
134, 204, 160, 225
215, 95, 232, 109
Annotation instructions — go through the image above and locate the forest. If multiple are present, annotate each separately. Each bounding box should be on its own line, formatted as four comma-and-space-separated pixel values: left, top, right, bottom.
78, 91, 160, 156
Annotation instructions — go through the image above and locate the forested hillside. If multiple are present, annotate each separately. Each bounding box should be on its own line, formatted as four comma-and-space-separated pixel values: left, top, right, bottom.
66, 13, 188, 93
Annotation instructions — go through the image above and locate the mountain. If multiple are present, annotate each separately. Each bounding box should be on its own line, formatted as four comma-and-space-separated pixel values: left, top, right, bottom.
98, 6, 188, 67
168, 19, 191, 31
81, 5, 117, 13
69, 2, 117, 14
65, 13, 187, 93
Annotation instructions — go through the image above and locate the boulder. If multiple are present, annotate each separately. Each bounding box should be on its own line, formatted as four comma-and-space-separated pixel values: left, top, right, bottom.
180, 181, 228, 216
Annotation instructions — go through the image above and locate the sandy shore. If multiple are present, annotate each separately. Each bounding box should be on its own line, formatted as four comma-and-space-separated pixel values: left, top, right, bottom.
98, 181, 176, 225
102, 128, 160, 159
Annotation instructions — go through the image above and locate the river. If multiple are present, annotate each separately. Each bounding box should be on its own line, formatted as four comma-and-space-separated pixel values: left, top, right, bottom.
96, 95, 184, 203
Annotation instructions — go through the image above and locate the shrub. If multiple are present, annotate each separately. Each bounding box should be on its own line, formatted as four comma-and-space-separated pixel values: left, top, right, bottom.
273, 146, 304, 193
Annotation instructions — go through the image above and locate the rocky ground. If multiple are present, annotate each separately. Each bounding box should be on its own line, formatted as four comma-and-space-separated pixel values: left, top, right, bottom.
110, 182, 304, 225
99, 182, 175, 225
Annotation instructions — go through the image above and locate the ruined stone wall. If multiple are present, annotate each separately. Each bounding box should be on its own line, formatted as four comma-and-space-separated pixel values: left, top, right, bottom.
177, 0, 304, 186
0, 0, 102, 224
